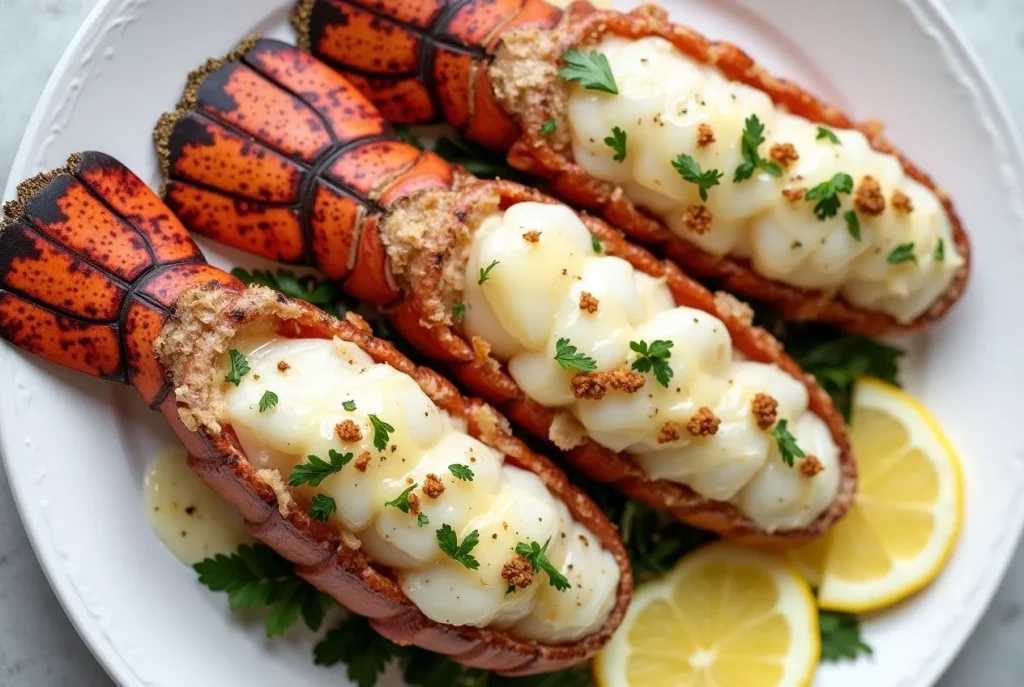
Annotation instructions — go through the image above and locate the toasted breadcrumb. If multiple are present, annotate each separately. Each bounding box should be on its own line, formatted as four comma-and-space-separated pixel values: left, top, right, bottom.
697, 123, 715, 147
354, 451, 371, 472
855, 176, 886, 216
713, 291, 754, 327
769, 143, 800, 167
751, 393, 779, 430
422, 473, 446, 499
335, 419, 363, 442
782, 187, 806, 202
682, 204, 713, 235
277, 361, 290, 372
549, 411, 588, 450
657, 421, 682, 444
687, 407, 721, 436
801, 455, 824, 477
571, 368, 646, 400
579, 291, 599, 314
523, 230, 541, 243
256, 469, 294, 517
407, 492, 421, 515
502, 555, 534, 589
892, 189, 914, 215
470, 335, 502, 374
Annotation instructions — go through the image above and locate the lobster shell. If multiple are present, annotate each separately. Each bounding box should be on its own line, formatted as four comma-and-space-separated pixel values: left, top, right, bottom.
156, 39, 856, 548
293, 0, 970, 336
0, 152, 631, 675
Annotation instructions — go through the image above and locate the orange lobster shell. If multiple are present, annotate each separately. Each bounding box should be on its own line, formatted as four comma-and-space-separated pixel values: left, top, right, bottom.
293, 0, 971, 336
0, 152, 631, 674
156, 39, 856, 548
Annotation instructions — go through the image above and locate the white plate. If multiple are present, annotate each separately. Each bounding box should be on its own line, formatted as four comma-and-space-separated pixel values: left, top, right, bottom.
3, 0, 1023, 685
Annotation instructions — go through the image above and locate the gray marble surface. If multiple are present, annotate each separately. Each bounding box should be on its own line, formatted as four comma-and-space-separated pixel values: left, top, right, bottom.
0, 0, 1022, 685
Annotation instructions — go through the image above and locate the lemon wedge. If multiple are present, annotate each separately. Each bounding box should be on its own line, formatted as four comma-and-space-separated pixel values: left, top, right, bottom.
789, 378, 963, 612
595, 542, 819, 687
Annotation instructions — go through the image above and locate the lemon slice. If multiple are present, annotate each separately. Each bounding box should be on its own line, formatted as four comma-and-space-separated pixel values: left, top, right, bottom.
595, 542, 819, 687
789, 378, 963, 612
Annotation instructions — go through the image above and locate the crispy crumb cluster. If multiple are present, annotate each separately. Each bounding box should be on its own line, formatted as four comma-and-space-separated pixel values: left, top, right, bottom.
657, 421, 682, 444
579, 291, 599, 314
502, 555, 534, 589
769, 143, 799, 167
855, 176, 886, 216
570, 368, 646, 400
335, 419, 363, 442
687, 407, 720, 437
422, 473, 446, 499
682, 204, 713, 235
751, 393, 779, 430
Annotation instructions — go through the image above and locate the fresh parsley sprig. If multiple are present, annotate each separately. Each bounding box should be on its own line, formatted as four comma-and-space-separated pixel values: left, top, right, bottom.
308, 494, 337, 522
805, 172, 854, 220
436, 524, 480, 570
259, 390, 279, 413
449, 464, 474, 482
539, 119, 556, 136
933, 239, 945, 262
554, 337, 597, 372
368, 414, 394, 451
478, 260, 499, 285
558, 49, 618, 94
672, 153, 722, 201
452, 300, 467, 322
734, 114, 782, 181
816, 126, 842, 145
225, 349, 250, 386
384, 483, 418, 513
604, 126, 627, 162
515, 538, 571, 592
591, 235, 603, 254
630, 339, 674, 387
772, 418, 806, 467
820, 610, 873, 662
844, 210, 861, 241
342, 400, 357, 412
289, 449, 353, 487
887, 242, 917, 264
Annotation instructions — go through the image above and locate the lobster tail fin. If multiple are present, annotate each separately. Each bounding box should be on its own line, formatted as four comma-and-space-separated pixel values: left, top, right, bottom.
0, 152, 237, 406
291, 0, 561, 150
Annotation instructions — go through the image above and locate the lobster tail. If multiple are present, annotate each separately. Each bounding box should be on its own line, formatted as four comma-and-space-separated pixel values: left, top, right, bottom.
291, 0, 560, 150
157, 38, 455, 304
0, 152, 237, 406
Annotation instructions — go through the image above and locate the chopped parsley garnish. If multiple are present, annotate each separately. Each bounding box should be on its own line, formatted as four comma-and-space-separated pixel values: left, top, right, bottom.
591, 234, 603, 254
933, 239, 945, 262
816, 126, 842, 145
772, 418, 806, 467
258, 390, 279, 413
416, 512, 430, 528
478, 259, 499, 285
887, 242, 917, 264
436, 524, 480, 570
844, 210, 861, 241
384, 483, 418, 513
604, 126, 627, 162
342, 400, 357, 412
289, 449, 353, 487
672, 153, 722, 201
452, 300, 466, 322
630, 339, 674, 387
224, 349, 250, 386
805, 172, 854, 220
448, 464, 474, 481
558, 49, 618, 94
554, 337, 598, 372
733, 114, 782, 181
515, 538, 571, 592
368, 414, 395, 452
308, 494, 337, 522
820, 610, 873, 662
540, 118, 556, 136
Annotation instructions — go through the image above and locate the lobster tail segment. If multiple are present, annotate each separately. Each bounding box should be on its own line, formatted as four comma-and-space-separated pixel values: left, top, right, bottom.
0, 152, 237, 406
292, 0, 561, 150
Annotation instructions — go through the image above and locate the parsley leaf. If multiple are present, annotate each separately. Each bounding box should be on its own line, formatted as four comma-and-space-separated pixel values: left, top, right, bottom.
452, 300, 466, 322
515, 538, 571, 592
224, 349, 250, 386
553, 337, 597, 372
315, 615, 397, 687
384, 483, 418, 513
342, 400, 357, 412
368, 414, 395, 451
604, 126, 627, 162
289, 449, 353, 487
816, 126, 842, 145
258, 390, 279, 413
733, 114, 782, 182
672, 153, 723, 201
478, 259, 499, 285
820, 610, 873, 662
772, 418, 805, 467
417, 512, 430, 528
591, 234, 603, 254
448, 464, 474, 481
934, 239, 945, 262
308, 494, 336, 522
540, 119, 556, 136
844, 210, 861, 241
888, 242, 917, 264
558, 49, 618, 94
436, 524, 480, 570
630, 339, 674, 387
805, 172, 854, 220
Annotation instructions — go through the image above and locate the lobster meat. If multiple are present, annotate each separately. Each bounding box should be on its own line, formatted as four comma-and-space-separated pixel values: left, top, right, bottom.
0, 151, 632, 674
292, 0, 971, 335
156, 39, 856, 548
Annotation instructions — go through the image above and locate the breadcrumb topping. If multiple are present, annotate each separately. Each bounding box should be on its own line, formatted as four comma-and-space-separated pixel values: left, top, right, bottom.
751, 393, 779, 430
801, 455, 824, 477
502, 555, 534, 589
687, 407, 721, 436
892, 189, 914, 215
407, 492, 422, 515
422, 473, 446, 499
354, 451, 371, 472
697, 123, 716, 148
570, 368, 646, 400
682, 204, 713, 235
782, 187, 806, 203
277, 361, 290, 372
335, 420, 363, 442
657, 421, 682, 444
549, 411, 588, 450
769, 143, 800, 167
523, 230, 541, 243
855, 176, 886, 216
579, 291, 599, 314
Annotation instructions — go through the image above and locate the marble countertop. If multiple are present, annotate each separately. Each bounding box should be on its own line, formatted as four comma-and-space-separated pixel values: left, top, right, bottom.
0, 0, 1022, 685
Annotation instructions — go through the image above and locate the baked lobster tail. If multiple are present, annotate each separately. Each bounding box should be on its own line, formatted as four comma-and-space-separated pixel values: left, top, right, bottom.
0, 152, 632, 674
293, 0, 971, 336
156, 40, 856, 548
